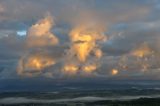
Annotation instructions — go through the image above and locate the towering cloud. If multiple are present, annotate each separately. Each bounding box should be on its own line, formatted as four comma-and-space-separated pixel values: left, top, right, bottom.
63, 23, 106, 75
69, 26, 106, 62
17, 14, 58, 77
26, 13, 58, 48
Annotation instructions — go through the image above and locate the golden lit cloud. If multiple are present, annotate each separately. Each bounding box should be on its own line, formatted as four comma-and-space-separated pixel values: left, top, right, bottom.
1, 1, 159, 80
62, 24, 106, 76
82, 64, 97, 74
17, 53, 55, 76
26, 13, 58, 48
63, 64, 79, 75
69, 25, 106, 62
94, 49, 103, 58
23, 55, 55, 71
72, 42, 95, 62
111, 69, 119, 75
17, 13, 58, 77
131, 43, 153, 58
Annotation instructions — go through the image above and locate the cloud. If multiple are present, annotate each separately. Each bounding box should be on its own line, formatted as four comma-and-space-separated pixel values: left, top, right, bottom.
62, 21, 106, 76
17, 51, 56, 77
0, 0, 160, 80
26, 13, 58, 48
17, 13, 60, 77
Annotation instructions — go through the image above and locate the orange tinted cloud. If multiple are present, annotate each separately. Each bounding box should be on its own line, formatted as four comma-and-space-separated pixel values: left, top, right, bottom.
131, 43, 153, 58
26, 13, 58, 48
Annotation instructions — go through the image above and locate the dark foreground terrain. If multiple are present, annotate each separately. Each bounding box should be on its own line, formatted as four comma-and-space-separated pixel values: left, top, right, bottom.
0, 98, 160, 106
1, 80, 160, 106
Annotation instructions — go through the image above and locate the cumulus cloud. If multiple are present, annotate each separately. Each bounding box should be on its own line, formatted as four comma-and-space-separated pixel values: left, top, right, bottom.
17, 13, 59, 77
0, 0, 160, 80
62, 22, 106, 76
26, 13, 58, 48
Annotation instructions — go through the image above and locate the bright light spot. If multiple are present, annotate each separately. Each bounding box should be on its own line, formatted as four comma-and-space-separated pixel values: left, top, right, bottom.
63, 64, 79, 75
111, 69, 118, 75
83, 64, 97, 73
94, 49, 103, 58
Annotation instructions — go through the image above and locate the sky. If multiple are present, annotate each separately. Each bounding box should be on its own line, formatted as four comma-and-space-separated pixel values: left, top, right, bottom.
0, 0, 160, 82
